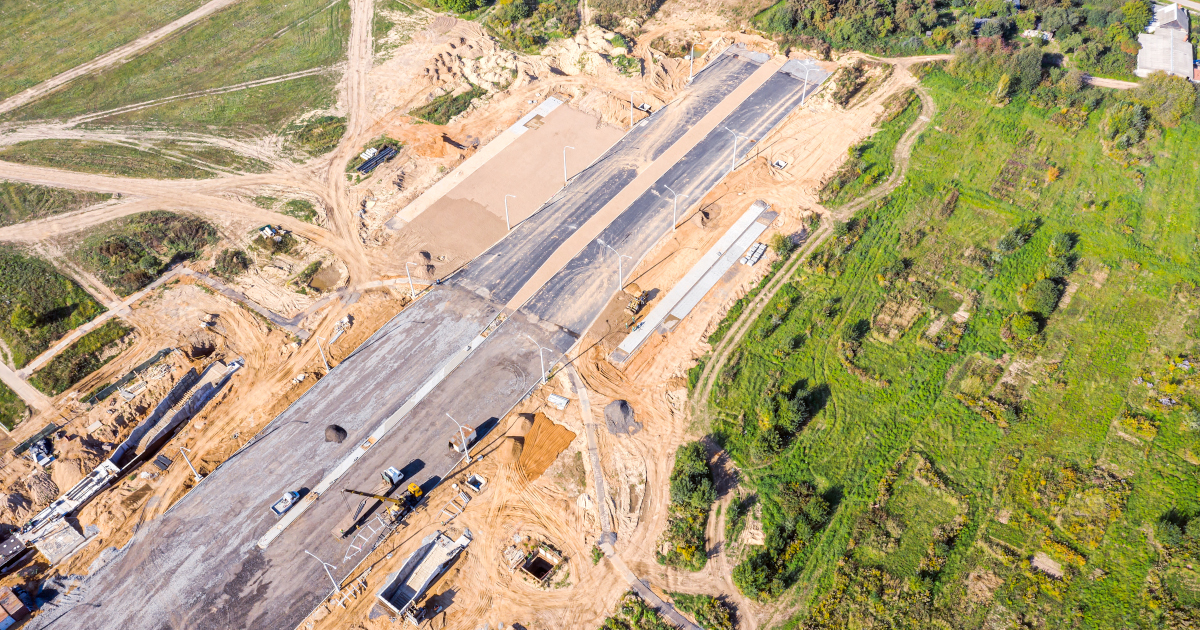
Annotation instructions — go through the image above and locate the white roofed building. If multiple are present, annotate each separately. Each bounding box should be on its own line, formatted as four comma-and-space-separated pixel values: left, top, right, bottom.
1136, 3, 1194, 79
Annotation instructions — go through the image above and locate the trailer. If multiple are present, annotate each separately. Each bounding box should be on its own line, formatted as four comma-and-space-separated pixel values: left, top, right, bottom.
376, 530, 472, 624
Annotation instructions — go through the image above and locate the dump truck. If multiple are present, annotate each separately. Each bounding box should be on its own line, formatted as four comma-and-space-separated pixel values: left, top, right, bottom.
376, 530, 472, 623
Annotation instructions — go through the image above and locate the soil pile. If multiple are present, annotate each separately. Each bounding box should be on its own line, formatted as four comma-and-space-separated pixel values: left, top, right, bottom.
603, 400, 642, 435
496, 437, 524, 466
518, 413, 576, 480
325, 425, 347, 443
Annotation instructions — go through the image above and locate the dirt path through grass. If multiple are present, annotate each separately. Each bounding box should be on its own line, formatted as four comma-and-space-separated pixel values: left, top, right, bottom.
690, 69, 938, 423
0, 0, 246, 116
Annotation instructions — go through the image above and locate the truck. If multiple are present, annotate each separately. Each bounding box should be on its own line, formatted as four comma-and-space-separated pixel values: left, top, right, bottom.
271, 491, 300, 517
376, 530, 472, 623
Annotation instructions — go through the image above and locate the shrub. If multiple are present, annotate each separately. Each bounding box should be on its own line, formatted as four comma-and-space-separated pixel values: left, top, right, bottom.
1100, 102, 1148, 149
1010, 312, 1041, 339
1047, 232, 1076, 259
212, 249, 251, 280
409, 84, 488, 125
770, 232, 795, 257
1019, 278, 1063, 317
291, 116, 347, 156
1132, 71, 1198, 127
29, 320, 131, 395
658, 441, 716, 571
669, 593, 734, 630
74, 211, 217, 295
10, 304, 36, 330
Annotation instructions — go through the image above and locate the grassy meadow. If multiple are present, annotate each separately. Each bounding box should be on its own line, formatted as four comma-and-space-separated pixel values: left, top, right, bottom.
703, 66, 1200, 629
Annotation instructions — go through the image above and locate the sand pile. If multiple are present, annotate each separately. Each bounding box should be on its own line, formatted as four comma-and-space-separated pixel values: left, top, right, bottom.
496, 437, 524, 466
517, 413, 576, 481
541, 26, 616, 76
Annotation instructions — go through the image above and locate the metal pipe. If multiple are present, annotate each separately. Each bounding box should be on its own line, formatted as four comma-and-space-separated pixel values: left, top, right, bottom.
179, 447, 202, 483
562, 146, 575, 184
504, 194, 516, 231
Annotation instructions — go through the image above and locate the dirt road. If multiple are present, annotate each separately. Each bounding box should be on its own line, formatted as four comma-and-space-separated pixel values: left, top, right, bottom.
0, 0, 245, 116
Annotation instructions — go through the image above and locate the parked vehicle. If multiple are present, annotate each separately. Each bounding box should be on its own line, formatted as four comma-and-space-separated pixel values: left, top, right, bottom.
271, 491, 300, 517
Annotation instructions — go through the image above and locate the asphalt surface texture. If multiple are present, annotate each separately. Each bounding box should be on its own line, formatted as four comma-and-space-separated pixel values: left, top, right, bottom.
37, 51, 824, 630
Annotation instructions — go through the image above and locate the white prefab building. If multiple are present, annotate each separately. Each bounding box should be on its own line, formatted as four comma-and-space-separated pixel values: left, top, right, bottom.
1136, 3, 1194, 79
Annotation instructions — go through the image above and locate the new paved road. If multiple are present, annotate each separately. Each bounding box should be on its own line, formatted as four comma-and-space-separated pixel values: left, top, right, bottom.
39, 50, 829, 630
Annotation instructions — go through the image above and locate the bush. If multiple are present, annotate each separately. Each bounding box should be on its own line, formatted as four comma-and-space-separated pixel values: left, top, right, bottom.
409, 84, 488, 125
212, 249, 250, 280
770, 232, 795, 257
290, 116, 347, 156
1019, 278, 1063, 317
1100, 102, 1148, 149
1010, 312, 1041, 339
74, 211, 217, 295
658, 441, 716, 571
10, 304, 36, 330
669, 593, 734, 630
669, 441, 715, 509
1132, 71, 1198, 128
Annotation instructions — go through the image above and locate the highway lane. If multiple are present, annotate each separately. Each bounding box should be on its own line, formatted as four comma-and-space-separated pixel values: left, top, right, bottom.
452, 50, 762, 304
33, 49, 772, 630
522, 62, 830, 335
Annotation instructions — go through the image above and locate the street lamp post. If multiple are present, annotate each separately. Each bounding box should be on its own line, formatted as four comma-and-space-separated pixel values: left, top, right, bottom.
404, 261, 419, 299
504, 194, 516, 231
722, 126, 751, 174
523, 334, 551, 384
664, 184, 688, 232
629, 90, 644, 131
597, 238, 633, 289
314, 336, 330, 370
179, 447, 202, 483
304, 550, 341, 593
562, 146, 575, 185
445, 413, 472, 464
800, 63, 815, 105
688, 43, 694, 82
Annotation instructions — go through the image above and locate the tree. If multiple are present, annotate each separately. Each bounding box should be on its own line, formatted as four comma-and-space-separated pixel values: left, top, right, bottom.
10, 304, 36, 330
1132, 72, 1199, 127
668, 442, 715, 509
770, 232, 795, 257
1012, 46, 1044, 92
138, 254, 161, 273
1010, 312, 1040, 339
1059, 69, 1085, 94
1101, 102, 1149, 148
1121, 0, 1152, 33
1019, 278, 1063, 316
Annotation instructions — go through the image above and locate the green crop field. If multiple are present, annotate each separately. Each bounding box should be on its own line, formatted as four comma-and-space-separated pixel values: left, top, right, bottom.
701, 63, 1200, 629
0, 380, 29, 432
0, 0, 202, 101
4, 0, 350, 132
0, 140, 269, 179
0, 181, 112, 227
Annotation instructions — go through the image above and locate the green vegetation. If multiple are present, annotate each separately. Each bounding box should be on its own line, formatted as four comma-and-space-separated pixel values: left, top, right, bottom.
821, 89, 919, 206
0, 380, 28, 431
0, 140, 268, 179
290, 115, 348, 156
251, 231, 299, 256
589, 0, 664, 31
346, 135, 404, 173
294, 261, 322, 288
0, 0, 199, 101
0, 182, 112, 228
485, 0, 581, 53
667, 593, 734, 630
73, 211, 218, 296
699, 48, 1200, 627
282, 199, 320, 223
591, 545, 604, 565
211, 249, 251, 281
93, 74, 339, 137
5, 0, 350, 127
30, 319, 132, 396
408, 85, 488, 125
598, 592, 673, 630
656, 441, 715, 571
0, 250, 104, 368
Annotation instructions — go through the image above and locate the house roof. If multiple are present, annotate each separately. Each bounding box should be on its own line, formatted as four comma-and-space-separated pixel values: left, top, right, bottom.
1137, 28, 1195, 78
1149, 3, 1190, 32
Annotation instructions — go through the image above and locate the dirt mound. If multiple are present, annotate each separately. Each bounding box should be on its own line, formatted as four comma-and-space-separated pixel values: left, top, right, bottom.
603, 400, 642, 435
325, 425, 348, 443
509, 414, 535, 437
518, 413, 576, 480
26, 472, 59, 505
496, 436, 524, 465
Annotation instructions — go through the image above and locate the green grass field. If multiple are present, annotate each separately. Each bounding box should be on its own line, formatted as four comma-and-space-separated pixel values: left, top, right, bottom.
0, 0, 202, 101
0, 249, 105, 369
29, 319, 132, 395
0, 182, 112, 227
0, 140, 269, 179
4, 0, 350, 131
705, 68, 1200, 628
0, 380, 29, 432
89, 73, 339, 138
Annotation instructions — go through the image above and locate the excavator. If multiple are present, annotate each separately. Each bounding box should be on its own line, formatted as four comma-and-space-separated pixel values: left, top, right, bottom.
333, 473, 424, 539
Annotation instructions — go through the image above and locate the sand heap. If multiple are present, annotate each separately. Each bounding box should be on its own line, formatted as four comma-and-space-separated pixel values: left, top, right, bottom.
540, 26, 617, 76
517, 413, 576, 481
496, 414, 534, 466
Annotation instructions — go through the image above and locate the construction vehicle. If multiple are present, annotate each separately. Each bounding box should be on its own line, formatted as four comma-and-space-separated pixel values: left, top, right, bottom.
334, 482, 423, 539
624, 282, 648, 316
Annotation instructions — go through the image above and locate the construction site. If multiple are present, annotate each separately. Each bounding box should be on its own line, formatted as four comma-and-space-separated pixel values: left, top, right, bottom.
0, 0, 943, 628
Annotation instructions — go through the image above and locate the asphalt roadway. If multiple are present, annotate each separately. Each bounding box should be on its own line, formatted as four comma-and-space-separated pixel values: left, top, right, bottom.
37, 50, 826, 630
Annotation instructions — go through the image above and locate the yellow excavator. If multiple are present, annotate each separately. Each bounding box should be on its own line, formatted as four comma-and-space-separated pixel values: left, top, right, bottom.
334, 482, 424, 539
